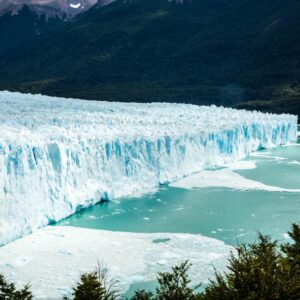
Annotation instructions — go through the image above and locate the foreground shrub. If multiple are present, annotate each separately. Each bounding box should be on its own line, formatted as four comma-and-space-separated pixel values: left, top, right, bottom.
0, 273, 32, 300
198, 234, 283, 299
130, 290, 155, 300
156, 261, 199, 300
198, 224, 300, 300
130, 261, 199, 300
69, 266, 119, 300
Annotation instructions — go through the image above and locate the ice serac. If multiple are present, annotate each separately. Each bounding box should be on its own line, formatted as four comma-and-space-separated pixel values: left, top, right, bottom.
0, 91, 298, 245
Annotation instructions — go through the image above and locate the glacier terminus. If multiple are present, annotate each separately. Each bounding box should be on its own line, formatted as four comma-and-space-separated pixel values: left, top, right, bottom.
0, 91, 298, 246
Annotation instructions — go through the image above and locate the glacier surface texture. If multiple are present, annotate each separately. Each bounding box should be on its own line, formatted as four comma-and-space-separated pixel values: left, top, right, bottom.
0, 91, 298, 245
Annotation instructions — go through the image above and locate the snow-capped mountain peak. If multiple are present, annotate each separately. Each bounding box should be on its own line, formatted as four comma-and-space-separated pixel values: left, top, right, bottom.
0, 0, 98, 18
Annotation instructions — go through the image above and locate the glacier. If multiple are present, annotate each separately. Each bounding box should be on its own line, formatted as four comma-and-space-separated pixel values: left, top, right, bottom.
0, 91, 298, 246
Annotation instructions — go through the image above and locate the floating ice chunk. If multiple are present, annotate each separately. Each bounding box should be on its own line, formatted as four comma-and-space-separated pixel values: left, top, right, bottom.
0, 226, 233, 300
225, 160, 257, 170
170, 168, 300, 193
282, 233, 291, 240
288, 160, 300, 166
250, 152, 287, 160
0, 91, 298, 245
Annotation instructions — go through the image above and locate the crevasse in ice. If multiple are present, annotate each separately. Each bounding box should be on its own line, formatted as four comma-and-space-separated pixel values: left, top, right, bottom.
0, 91, 298, 245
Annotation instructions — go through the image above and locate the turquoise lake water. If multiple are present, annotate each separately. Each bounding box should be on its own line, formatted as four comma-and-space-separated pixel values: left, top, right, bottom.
57, 137, 300, 247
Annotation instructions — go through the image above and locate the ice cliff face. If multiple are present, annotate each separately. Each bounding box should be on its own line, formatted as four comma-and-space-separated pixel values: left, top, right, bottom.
0, 91, 298, 245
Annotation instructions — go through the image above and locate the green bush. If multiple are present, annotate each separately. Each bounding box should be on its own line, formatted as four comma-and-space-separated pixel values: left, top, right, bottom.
130, 261, 199, 300
69, 266, 119, 300
156, 261, 199, 300
198, 224, 300, 300
130, 290, 155, 300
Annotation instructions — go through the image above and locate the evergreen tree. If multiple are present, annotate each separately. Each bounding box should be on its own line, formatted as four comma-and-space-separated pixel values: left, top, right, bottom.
71, 267, 119, 300
156, 261, 198, 300
130, 289, 155, 300
280, 224, 300, 299
0, 273, 32, 300
130, 261, 198, 300
198, 224, 300, 300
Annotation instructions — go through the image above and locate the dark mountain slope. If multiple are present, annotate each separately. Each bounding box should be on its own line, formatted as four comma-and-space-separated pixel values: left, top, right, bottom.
0, 1, 98, 19
0, 5, 64, 54
0, 0, 300, 116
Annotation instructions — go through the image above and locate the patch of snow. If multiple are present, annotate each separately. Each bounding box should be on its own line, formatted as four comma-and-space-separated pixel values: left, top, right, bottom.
70, 3, 81, 9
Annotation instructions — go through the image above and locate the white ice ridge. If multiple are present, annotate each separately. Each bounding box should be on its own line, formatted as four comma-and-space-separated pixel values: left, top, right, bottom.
0, 226, 233, 299
0, 91, 298, 245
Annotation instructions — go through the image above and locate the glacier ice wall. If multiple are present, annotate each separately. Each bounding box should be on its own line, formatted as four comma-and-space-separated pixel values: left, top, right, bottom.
0, 91, 298, 245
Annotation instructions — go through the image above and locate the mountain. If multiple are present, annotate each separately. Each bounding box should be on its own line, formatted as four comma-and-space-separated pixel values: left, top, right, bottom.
0, 0, 299, 116
0, 0, 98, 19
0, 0, 99, 54
0, 5, 64, 54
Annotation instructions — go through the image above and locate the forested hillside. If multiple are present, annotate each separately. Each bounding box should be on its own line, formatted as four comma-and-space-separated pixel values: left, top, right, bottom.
0, 0, 299, 116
